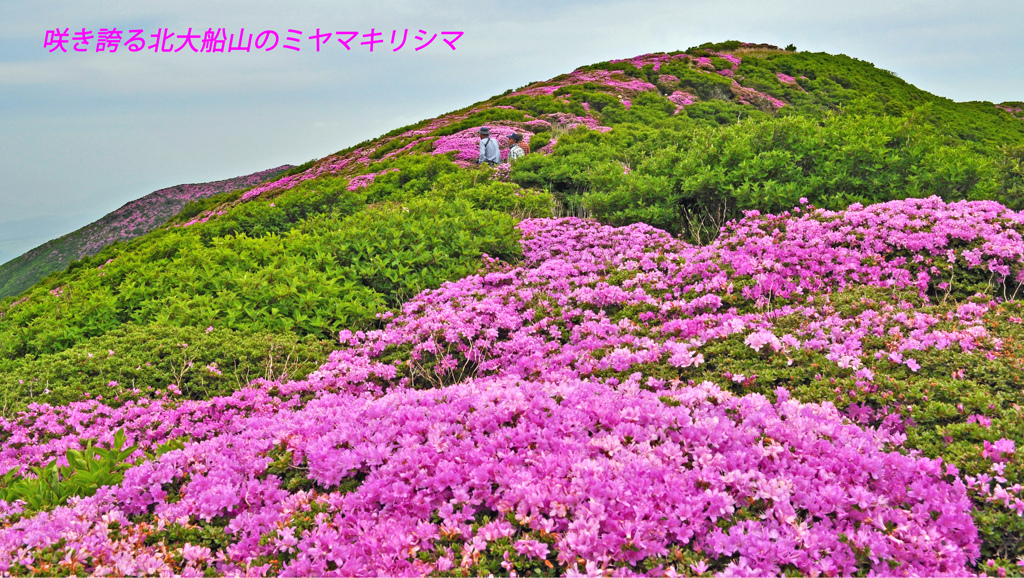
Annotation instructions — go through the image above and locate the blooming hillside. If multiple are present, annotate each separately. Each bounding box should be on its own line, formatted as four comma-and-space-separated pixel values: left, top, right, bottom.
0, 165, 291, 299
5, 40, 1024, 577
5, 197, 1024, 575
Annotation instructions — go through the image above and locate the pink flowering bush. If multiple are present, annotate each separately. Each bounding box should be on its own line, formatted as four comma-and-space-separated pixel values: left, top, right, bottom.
346, 168, 399, 191
731, 81, 787, 110
7, 197, 1024, 575
0, 377, 977, 576
432, 126, 530, 165
668, 90, 696, 113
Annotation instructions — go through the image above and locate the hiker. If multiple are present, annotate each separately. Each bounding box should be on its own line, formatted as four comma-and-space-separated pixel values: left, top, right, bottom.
477, 127, 500, 166
508, 133, 526, 163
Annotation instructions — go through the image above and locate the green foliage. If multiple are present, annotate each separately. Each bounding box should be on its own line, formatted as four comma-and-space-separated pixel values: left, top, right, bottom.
493, 94, 578, 117
427, 172, 554, 218
669, 66, 736, 102
600, 91, 677, 126
278, 158, 319, 179
361, 154, 462, 203
684, 100, 766, 126
369, 136, 418, 160
312, 198, 521, 302
996, 143, 1024, 211
0, 429, 179, 512
2, 209, 515, 357
198, 176, 364, 241
175, 189, 243, 223
697, 40, 744, 52
582, 113, 1000, 240
528, 131, 550, 153
510, 124, 687, 196
0, 323, 334, 414
0, 158, 522, 361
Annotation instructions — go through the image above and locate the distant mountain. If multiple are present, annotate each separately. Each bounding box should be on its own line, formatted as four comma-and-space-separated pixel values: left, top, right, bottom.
0, 166, 292, 298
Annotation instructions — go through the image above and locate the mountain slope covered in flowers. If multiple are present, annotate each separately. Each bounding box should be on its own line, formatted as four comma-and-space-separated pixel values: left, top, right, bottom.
0, 165, 292, 299
4, 40, 1024, 575
5, 198, 1024, 575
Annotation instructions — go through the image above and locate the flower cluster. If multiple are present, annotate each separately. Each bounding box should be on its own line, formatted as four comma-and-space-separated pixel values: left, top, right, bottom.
667, 90, 696, 113
731, 81, 787, 109
346, 168, 399, 191
431, 126, 536, 166
609, 52, 687, 71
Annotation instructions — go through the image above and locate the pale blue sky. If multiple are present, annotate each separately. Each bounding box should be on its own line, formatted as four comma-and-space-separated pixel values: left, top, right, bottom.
1, 0, 1022, 263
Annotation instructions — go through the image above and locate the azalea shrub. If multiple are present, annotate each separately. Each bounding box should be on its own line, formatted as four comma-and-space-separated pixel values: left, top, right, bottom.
426, 172, 554, 218
5, 198, 1024, 575
189, 176, 365, 241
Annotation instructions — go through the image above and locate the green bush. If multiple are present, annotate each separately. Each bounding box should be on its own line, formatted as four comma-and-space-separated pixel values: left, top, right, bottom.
0, 323, 335, 414
492, 95, 577, 117
657, 65, 735, 102
431, 109, 527, 137
527, 131, 550, 153
199, 176, 363, 241
684, 100, 766, 125
996, 143, 1024, 210
428, 172, 554, 218
0, 431, 185, 513
362, 154, 461, 203
0, 166, 522, 359
582, 113, 1000, 240
600, 91, 676, 125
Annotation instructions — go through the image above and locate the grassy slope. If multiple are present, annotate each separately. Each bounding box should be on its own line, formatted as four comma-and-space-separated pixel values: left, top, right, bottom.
2, 42, 1023, 408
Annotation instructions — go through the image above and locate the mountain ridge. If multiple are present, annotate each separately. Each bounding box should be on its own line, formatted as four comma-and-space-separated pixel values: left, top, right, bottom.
0, 165, 293, 298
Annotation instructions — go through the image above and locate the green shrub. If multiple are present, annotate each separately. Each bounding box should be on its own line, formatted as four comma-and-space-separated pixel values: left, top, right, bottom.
996, 143, 1024, 210
600, 91, 676, 125
657, 65, 735, 102
528, 131, 551, 153
362, 154, 461, 203
0, 323, 334, 414
582, 114, 1000, 240
431, 109, 527, 136
492, 95, 577, 117
0, 430, 184, 513
313, 197, 522, 302
429, 172, 554, 218
199, 176, 363, 241
0, 165, 523, 359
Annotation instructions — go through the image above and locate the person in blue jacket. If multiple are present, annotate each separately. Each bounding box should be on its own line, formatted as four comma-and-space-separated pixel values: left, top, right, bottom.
477, 127, 501, 165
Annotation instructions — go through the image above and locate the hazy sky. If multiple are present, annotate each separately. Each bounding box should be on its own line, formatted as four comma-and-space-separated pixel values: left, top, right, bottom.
1, 0, 1022, 263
